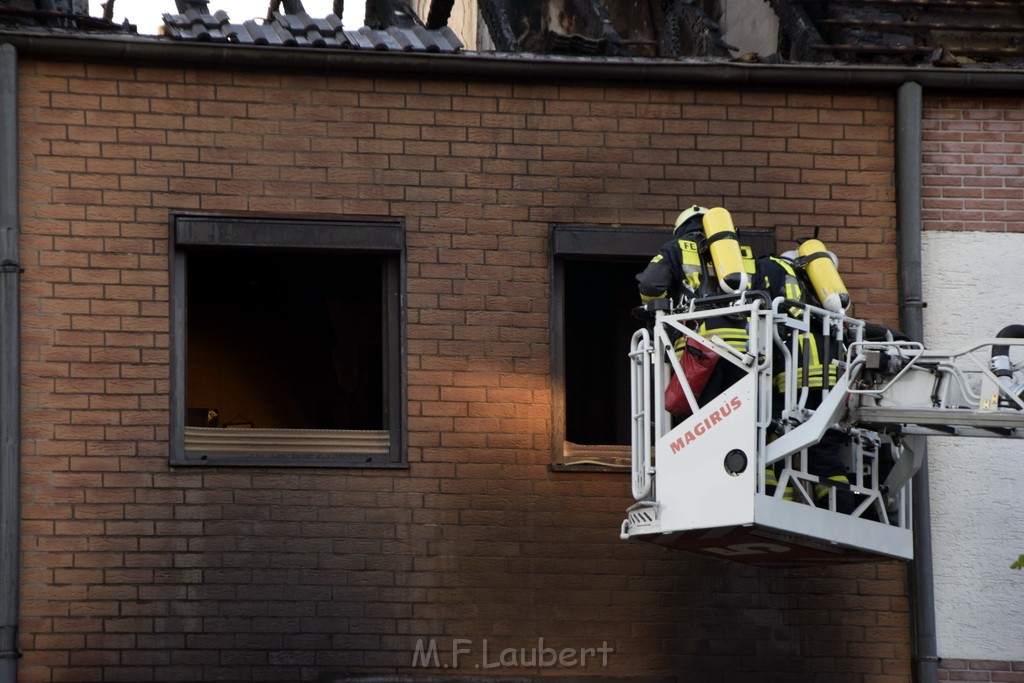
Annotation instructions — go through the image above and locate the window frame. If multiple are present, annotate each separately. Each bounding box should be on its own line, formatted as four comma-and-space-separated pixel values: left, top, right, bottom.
549, 224, 669, 471
169, 214, 406, 468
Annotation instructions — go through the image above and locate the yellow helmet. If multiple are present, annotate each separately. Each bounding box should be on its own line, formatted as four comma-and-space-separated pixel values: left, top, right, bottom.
673, 205, 709, 238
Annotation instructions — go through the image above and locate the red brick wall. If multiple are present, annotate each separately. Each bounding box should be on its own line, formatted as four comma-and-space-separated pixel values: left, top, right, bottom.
923, 96, 1024, 233
16, 56, 906, 681
940, 659, 1024, 681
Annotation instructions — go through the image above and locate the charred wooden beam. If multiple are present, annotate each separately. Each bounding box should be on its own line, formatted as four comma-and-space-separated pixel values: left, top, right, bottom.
175, 0, 210, 12
477, 0, 521, 50
795, 0, 1020, 7
662, 0, 732, 58
365, 0, 423, 28
765, 0, 834, 61
425, 0, 454, 29
266, 0, 307, 16
563, 0, 626, 54
0, 1, 123, 28
27, 0, 85, 10
811, 43, 1024, 56
662, 0, 681, 57
817, 18, 1024, 32
544, 30, 607, 54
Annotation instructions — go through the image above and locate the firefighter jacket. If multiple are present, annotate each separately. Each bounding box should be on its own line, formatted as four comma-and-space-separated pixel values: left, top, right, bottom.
636, 239, 790, 355
635, 235, 709, 305
637, 234, 754, 353
768, 256, 840, 395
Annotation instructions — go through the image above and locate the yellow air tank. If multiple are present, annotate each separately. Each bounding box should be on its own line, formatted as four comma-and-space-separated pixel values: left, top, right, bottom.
798, 239, 850, 313
702, 207, 747, 294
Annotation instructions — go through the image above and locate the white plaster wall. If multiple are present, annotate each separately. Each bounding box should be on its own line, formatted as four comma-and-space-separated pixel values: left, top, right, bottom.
921, 230, 1024, 660
719, 0, 778, 57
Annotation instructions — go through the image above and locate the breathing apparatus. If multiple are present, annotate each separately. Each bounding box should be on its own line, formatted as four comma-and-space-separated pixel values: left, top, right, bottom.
700, 207, 748, 294
671, 205, 754, 297
782, 233, 850, 314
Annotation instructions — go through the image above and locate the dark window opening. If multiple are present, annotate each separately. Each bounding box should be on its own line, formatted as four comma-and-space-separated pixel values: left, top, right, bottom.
170, 215, 405, 468
563, 258, 648, 447
550, 225, 669, 469
186, 250, 384, 432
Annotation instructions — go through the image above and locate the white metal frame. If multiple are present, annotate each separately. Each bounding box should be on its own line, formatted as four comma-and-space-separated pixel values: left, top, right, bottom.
622, 294, 1024, 564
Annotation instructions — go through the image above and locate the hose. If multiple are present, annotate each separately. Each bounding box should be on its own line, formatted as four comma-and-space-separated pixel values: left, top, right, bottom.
991, 324, 1024, 367
990, 325, 1024, 408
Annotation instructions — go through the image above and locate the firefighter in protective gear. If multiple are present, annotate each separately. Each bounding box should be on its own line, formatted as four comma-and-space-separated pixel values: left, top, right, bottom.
636, 208, 855, 513
637, 206, 710, 306
637, 206, 757, 354
640, 205, 756, 306
774, 250, 854, 512
637, 205, 767, 355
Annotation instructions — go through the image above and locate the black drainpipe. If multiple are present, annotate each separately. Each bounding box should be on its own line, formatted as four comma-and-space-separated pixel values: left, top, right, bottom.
0, 42, 22, 683
896, 81, 938, 683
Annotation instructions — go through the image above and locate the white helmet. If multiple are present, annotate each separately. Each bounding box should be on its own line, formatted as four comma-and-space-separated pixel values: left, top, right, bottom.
673, 205, 709, 238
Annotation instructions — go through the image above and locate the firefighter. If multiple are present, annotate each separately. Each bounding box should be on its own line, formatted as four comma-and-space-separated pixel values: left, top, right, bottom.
774, 250, 855, 514
636, 205, 712, 306
636, 206, 855, 513
636, 205, 785, 360
636, 205, 757, 355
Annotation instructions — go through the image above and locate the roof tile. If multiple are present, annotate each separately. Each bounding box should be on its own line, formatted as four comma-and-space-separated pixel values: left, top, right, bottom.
161, 8, 463, 54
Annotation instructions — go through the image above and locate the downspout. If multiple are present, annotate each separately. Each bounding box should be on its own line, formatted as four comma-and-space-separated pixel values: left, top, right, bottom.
0, 42, 22, 683
896, 81, 937, 683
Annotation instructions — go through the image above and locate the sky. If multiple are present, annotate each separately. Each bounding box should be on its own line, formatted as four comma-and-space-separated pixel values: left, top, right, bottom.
89, 0, 364, 36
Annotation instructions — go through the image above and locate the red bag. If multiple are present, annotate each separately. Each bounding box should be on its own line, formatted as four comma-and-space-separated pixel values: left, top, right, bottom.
664, 339, 720, 417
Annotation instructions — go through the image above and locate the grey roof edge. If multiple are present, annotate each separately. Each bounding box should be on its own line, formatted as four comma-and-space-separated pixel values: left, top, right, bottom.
158, 9, 463, 52
1, 29, 1023, 90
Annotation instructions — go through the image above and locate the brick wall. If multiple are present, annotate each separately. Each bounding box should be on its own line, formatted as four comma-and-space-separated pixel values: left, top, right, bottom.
922, 96, 1024, 233
940, 659, 1024, 681
16, 56, 906, 682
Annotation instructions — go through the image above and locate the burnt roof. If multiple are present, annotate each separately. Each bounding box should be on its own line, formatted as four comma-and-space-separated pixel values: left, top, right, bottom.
1, 0, 1023, 67
162, 8, 464, 52
0, 0, 464, 53
456, 0, 1024, 65
0, 0, 134, 32
775, 0, 1024, 65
